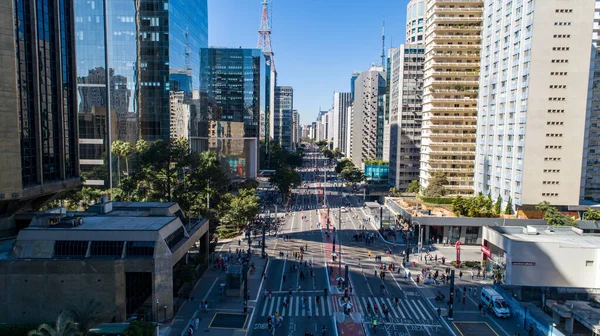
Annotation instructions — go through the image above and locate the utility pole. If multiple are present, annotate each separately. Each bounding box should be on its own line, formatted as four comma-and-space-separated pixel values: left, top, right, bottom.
338, 205, 342, 286
448, 270, 455, 320
263, 210, 269, 258
379, 205, 383, 230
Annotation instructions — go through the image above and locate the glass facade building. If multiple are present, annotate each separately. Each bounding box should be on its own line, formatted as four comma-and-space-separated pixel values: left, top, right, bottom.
192, 48, 263, 179
1, 0, 81, 233
74, 0, 208, 188
274, 86, 294, 151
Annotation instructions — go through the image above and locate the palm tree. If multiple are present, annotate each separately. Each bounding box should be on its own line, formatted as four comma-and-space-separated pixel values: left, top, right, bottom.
28, 310, 79, 336
111, 140, 124, 185
69, 301, 113, 336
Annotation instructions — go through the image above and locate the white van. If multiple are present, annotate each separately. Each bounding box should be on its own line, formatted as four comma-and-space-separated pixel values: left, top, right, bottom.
480, 287, 510, 318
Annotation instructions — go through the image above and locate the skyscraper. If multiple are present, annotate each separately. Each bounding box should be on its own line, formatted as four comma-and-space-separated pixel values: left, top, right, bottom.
475, 0, 599, 208
0, 0, 80, 234
274, 86, 294, 151
419, 0, 483, 196
333, 92, 352, 154
193, 48, 264, 179
388, 44, 425, 191
350, 72, 360, 101
292, 109, 300, 149
349, 67, 386, 168
74, 0, 208, 188
405, 0, 425, 43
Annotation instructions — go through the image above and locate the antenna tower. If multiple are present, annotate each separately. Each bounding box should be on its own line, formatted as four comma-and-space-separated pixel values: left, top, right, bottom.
257, 0, 275, 69
381, 20, 386, 67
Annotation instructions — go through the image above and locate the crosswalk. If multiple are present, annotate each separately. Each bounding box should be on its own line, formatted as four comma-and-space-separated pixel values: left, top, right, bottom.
258, 295, 435, 322
259, 295, 334, 317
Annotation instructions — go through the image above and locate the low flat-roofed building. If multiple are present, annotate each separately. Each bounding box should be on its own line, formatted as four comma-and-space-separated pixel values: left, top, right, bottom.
482, 225, 600, 289
0, 200, 209, 324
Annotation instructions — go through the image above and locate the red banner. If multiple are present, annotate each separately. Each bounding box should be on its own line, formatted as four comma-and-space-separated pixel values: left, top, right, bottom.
481, 245, 491, 257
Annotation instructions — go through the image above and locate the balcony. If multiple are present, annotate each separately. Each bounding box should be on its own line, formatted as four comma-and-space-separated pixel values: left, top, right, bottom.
429, 61, 478, 68
430, 70, 480, 77
427, 158, 475, 164
443, 184, 474, 190
429, 141, 476, 147
433, 16, 482, 23
428, 149, 474, 155
431, 34, 481, 42
422, 123, 476, 130
429, 167, 474, 172
427, 24, 483, 33
427, 97, 478, 104
426, 132, 477, 138
429, 79, 479, 86
426, 107, 478, 113
429, 52, 481, 60
431, 44, 481, 52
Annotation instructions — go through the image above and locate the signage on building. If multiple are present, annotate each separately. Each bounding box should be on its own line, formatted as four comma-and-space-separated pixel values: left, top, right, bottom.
511, 261, 536, 266
481, 245, 491, 257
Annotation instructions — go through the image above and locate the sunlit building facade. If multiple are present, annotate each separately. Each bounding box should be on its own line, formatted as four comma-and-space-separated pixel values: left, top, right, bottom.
274, 86, 294, 151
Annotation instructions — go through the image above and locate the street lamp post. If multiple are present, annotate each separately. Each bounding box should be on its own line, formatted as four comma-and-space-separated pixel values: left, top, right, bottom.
379, 205, 383, 230
263, 210, 269, 258
413, 220, 422, 261
338, 205, 342, 287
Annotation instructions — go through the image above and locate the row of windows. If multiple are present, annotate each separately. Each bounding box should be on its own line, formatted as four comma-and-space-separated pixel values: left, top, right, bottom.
542, 181, 560, 185
548, 109, 565, 113
555, 9, 573, 13
554, 22, 572, 26
54, 240, 155, 258
543, 169, 561, 173
546, 133, 563, 137
549, 97, 566, 101
542, 193, 559, 197
544, 157, 561, 161
547, 122, 564, 126
545, 145, 563, 149
553, 34, 571, 39
552, 47, 570, 51
550, 72, 568, 76
549, 85, 567, 89
551, 60, 568, 64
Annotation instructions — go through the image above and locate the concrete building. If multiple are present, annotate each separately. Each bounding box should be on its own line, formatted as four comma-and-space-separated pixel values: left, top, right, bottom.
475, 0, 598, 209
350, 72, 360, 101
333, 92, 352, 153
346, 104, 354, 161
388, 44, 425, 191
482, 225, 600, 289
169, 91, 190, 140
0, 0, 81, 237
260, 110, 266, 140
419, 0, 483, 196
406, 0, 426, 43
325, 108, 335, 147
274, 86, 294, 151
0, 200, 210, 324
349, 67, 386, 168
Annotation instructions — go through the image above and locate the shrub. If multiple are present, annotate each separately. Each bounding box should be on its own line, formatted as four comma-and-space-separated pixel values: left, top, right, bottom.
420, 197, 454, 204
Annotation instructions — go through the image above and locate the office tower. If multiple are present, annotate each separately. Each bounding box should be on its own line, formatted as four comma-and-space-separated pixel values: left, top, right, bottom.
383, 53, 392, 163
406, 0, 426, 43
476, 0, 598, 208
419, 0, 483, 196
292, 109, 299, 149
192, 48, 263, 179
388, 44, 425, 190
74, 0, 208, 188
274, 86, 293, 151
350, 72, 360, 101
349, 67, 386, 168
325, 108, 335, 147
0, 0, 80, 235
333, 92, 352, 154
583, 1, 600, 202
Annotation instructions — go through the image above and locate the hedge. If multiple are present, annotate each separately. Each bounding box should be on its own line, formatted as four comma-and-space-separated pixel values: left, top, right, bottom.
420, 197, 454, 204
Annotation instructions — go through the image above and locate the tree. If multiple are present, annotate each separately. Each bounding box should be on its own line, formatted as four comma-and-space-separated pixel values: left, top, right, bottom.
69, 301, 113, 336
505, 196, 514, 215
389, 187, 402, 197
406, 180, 420, 194
452, 195, 495, 218
135, 139, 149, 154
315, 140, 328, 147
494, 195, 503, 215
335, 159, 354, 174
585, 208, 600, 220
270, 168, 301, 201
422, 172, 448, 197
220, 189, 261, 231
536, 201, 576, 226
341, 167, 364, 184
28, 310, 79, 336
124, 321, 155, 336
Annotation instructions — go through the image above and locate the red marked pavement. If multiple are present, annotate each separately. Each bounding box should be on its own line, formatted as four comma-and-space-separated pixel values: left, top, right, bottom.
337, 317, 366, 336
330, 294, 360, 313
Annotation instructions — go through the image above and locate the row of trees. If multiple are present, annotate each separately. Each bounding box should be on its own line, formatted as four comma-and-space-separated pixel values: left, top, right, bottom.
452, 193, 513, 218
334, 159, 364, 184
265, 141, 302, 202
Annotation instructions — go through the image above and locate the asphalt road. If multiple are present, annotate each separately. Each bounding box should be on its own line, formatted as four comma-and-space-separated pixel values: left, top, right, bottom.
249, 150, 450, 336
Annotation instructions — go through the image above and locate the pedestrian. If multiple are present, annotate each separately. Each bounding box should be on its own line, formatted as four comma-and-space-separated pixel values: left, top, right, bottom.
478, 303, 483, 315
194, 317, 200, 330
462, 295, 466, 305
468, 286, 472, 296
473, 287, 478, 296
459, 271, 463, 279
471, 271, 474, 280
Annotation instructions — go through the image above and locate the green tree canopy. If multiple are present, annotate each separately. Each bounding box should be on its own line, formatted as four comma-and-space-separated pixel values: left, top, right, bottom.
451, 194, 496, 218
505, 196, 514, 215
422, 172, 448, 197
341, 167, 364, 184
585, 208, 600, 220
406, 180, 420, 193
335, 158, 355, 174
220, 189, 261, 231
364, 159, 389, 166
315, 140, 328, 147
536, 201, 576, 226
28, 310, 79, 336
494, 195, 503, 215
270, 167, 301, 200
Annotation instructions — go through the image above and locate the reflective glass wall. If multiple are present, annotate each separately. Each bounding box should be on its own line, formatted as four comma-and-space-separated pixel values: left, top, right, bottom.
193, 48, 264, 179
74, 0, 208, 188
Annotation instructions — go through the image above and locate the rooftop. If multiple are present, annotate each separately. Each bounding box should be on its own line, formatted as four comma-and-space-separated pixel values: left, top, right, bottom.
24, 216, 176, 232
489, 226, 600, 248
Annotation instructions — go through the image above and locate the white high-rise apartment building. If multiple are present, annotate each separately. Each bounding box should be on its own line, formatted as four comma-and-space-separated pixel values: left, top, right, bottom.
419, 0, 483, 196
333, 92, 352, 154
476, 0, 599, 208
346, 104, 354, 161
406, 0, 426, 43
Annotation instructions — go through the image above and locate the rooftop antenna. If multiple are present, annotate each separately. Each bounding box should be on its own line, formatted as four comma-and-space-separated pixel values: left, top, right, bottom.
381, 19, 386, 67
257, 0, 275, 70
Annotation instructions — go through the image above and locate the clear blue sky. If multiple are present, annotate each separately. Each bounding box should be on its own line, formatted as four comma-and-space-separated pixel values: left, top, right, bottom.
208, 0, 407, 125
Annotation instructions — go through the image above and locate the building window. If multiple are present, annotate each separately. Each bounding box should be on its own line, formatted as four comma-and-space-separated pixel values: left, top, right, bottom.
90, 241, 124, 257
126, 241, 155, 257
165, 226, 185, 250
586, 260, 594, 267
54, 240, 88, 258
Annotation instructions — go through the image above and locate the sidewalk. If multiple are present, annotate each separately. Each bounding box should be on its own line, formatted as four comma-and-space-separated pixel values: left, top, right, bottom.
162, 253, 269, 336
